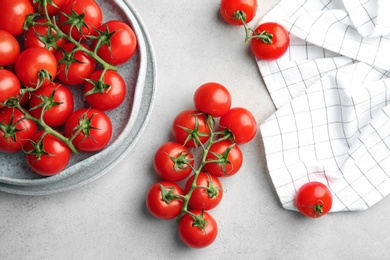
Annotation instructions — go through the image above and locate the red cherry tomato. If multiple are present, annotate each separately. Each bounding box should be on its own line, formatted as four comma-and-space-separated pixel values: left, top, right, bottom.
0, 30, 20, 66
0, 0, 35, 36
25, 130, 71, 176
83, 70, 126, 111
295, 181, 333, 218
204, 140, 243, 177
193, 82, 232, 117
146, 181, 184, 220
172, 109, 211, 148
220, 0, 257, 25
153, 142, 194, 182
185, 172, 223, 210
64, 108, 112, 152
0, 107, 38, 153
92, 20, 137, 66
178, 210, 218, 248
250, 22, 290, 60
0, 69, 20, 109
219, 107, 257, 144
29, 82, 74, 127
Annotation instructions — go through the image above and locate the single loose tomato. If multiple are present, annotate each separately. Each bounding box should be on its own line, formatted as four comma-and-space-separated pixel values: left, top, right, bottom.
92, 20, 137, 66
0, 30, 20, 66
84, 70, 126, 110
193, 82, 231, 117
24, 18, 68, 53
172, 109, 211, 148
295, 181, 333, 218
25, 130, 71, 176
29, 82, 74, 127
153, 142, 194, 182
178, 210, 218, 248
219, 107, 257, 144
33, 0, 67, 15
185, 172, 223, 210
204, 140, 243, 177
0, 107, 38, 153
56, 42, 96, 85
250, 22, 290, 60
146, 181, 184, 220
0, 0, 35, 36
58, 0, 103, 40
14, 47, 57, 89
0, 69, 20, 109
64, 108, 112, 152
220, 0, 257, 25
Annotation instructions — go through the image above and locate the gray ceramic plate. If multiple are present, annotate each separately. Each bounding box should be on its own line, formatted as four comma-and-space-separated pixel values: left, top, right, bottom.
0, 0, 156, 195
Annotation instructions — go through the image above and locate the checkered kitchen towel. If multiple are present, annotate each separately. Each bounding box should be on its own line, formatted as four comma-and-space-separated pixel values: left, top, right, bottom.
258, 0, 390, 212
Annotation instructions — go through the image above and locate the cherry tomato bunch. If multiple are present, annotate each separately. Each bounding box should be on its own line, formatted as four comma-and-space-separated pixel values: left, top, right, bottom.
220, 0, 290, 60
0, 0, 137, 176
146, 82, 258, 248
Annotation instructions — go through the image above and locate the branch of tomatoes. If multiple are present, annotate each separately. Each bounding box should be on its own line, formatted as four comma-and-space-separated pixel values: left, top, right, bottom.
146, 82, 258, 248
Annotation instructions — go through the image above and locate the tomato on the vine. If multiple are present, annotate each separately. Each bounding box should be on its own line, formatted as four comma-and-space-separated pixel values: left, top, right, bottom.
0, 0, 35, 36
92, 20, 137, 66
250, 22, 290, 60
185, 172, 223, 210
153, 142, 194, 182
14, 47, 57, 89
146, 181, 184, 220
295, 181, 333, 218
56, 42, 96, 86
29, 82, 74, 127
25, 130, 71, 176
64, 108, 112, 152
33, 0, 67, 16
0, 30, 20, 66
219, 107, 257, 144
193, 82, 231, 118
220, 0, 257, 25
172, 109, 211, 148
58, 0, 103, 40
0, 107, 38, 153
0, 70, 20, 109
84, 70, 126, 111
204, 140, 243, 177
178, 210, 218, 248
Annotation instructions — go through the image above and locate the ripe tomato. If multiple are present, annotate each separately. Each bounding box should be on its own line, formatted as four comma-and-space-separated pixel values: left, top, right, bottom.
219, 107, 257, 144
146, 181, 184, 220
64, 108, 112, 152
295, 181, 333, 218
185, 172, 223, 210
84, 70, 126, 110
250, 22, 290, 60
14, 47, 57, 88
92, 20, 137, 66
153, 142, 194, 182
25, 130, 71, 176
29, 82, 74, 127
24, 18, 68, 54
0, 107, 38, 153
56, 42, 96, 86
193, 82, 231, 117
204, 140, 243, 177
0, 70, 20, 109
220, 0, 257, 25
58, 0, 103, 40
172, 109, 211, 148
178, 210, 218, 248
0, 30, 20, 66
33, 0, 67, 15
0, 0, 35, 36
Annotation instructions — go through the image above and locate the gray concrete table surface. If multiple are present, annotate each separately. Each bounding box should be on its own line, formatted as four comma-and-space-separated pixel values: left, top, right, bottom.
1, 0, 389, 259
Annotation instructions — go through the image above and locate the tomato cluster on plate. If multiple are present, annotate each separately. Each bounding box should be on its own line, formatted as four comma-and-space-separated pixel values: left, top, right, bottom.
146, 82, 258, 248
0, 0, 137, 176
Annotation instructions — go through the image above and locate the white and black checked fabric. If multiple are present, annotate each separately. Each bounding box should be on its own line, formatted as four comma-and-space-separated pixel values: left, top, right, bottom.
258, 0, 390, 212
